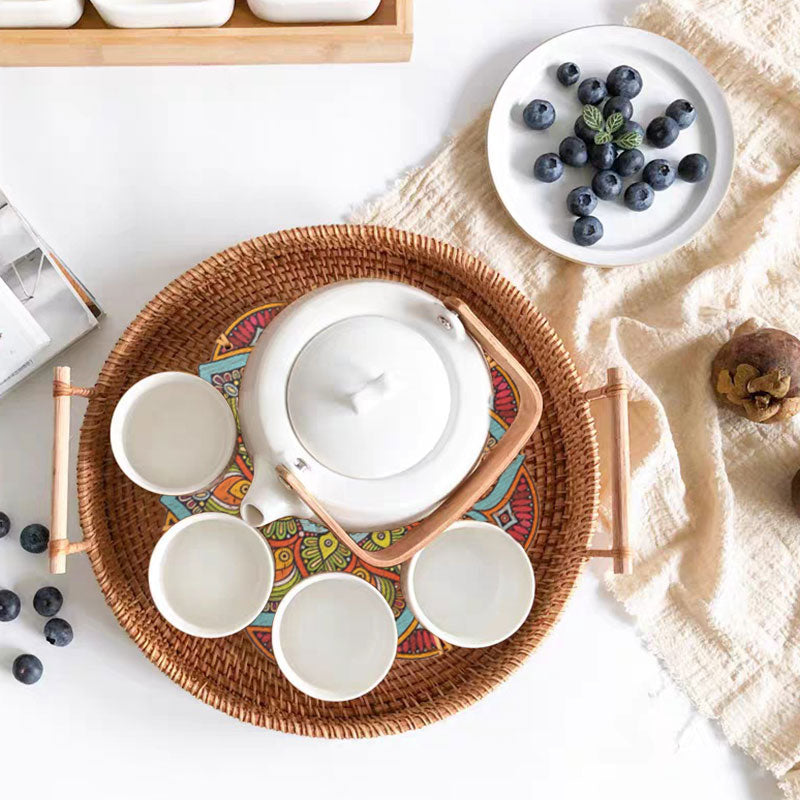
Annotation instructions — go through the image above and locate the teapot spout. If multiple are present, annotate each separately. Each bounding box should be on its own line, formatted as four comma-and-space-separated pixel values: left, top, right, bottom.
240, 461, 306, 527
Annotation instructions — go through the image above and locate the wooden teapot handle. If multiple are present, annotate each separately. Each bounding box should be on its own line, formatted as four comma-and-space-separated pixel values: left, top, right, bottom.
276, 297, 543, 569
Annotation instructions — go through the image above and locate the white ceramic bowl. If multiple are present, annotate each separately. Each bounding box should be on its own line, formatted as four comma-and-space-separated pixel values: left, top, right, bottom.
110, 372, 237, 496
0, 0, 83, 27
90, 0, 233, 28
148, 513, 274, 638
272, 573, 397, 702
401, 520, 535, 648
487, 25, 735, 267
246, 0, 379, 23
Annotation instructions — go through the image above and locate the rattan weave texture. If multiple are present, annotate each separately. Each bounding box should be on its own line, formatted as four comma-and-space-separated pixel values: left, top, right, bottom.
76, 225, 599, 736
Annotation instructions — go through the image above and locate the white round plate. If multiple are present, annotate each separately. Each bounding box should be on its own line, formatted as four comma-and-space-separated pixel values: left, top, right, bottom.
487, 25, 734, 267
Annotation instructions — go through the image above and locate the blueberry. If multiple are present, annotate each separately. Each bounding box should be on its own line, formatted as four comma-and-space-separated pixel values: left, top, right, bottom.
613, 148, 644, 177
44, 617, 73, 647
592, 170, 623, 201
678, 153, 710, 183
557, 62, 580, 86
665, 99, 696, 130
603, 96, 633, 121
33, 586, 63, 618
622, 120, 645, 140
624, 181, 655, 211
589, 142, 616, 170
566, 186, 598, 217
20, 523, 48, 554
643, 159, 677, 190
606, 65, 642, 99
574, 115, 597, 144
0, 512, 9, 538
577, 78, 607, 106
12, 654, 43, 685
0, 589, 21, 622
533, 153, 564, 183
573, 216, 604, 246
523, 99, 556, 130
646, 116, 680, 148
559, 136, 588, 167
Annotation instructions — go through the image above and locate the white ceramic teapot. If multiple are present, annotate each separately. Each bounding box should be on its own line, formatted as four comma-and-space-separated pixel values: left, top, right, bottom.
238, 280, 542, 567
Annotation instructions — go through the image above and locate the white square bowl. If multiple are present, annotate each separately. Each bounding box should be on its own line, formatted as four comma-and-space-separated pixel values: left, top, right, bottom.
90, 0, 233, 28
0, 0, 83, 27
246, 0, 379, 23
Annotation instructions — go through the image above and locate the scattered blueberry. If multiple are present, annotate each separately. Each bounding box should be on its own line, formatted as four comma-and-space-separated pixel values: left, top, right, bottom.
643, 159, 677, 191
523, 99, 556, 130
20, 523, 49, 554
534, 153, 564, 183
573, 216, 604, 246
0, 589, 21, 622
646, 116, 680, 148
0, 512, 9, 538
624, 181, 655, 211
678, 153, 710, 183
33, 586, 63, 618
613, 148, 644, 177
665, 99, 697, 130
603, 96, 633, 121
592, 170, 623, 201
622, 120, 645, 140
574, 115, 598, 144
577, 78, 607, 106
559, 136, 588, 167
566, 186, 598, 217
44, 617, 73, 647
590, 142, 617, 171
606, 65, 642, 99
557, 61, 581, 86
12, 654, 43, 685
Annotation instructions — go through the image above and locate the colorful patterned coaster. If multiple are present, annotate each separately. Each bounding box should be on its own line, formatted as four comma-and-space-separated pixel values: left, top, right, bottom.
160, 303, 539, 661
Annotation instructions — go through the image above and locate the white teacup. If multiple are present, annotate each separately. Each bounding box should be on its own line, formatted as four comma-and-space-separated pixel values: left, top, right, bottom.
148, 513, 274, 638
401, 520, 535, 648
272, 573, 397, 702
110, 371, 237, 496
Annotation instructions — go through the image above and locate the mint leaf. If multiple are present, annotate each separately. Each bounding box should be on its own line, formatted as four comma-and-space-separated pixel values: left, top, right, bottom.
605, 112, 624, 134
594, 130, 612, 144
582, 104, 604, 132
613, 130, 643, 150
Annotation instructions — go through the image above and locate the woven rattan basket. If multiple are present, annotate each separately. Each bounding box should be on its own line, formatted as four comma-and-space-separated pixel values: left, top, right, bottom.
48, 225, 630, 736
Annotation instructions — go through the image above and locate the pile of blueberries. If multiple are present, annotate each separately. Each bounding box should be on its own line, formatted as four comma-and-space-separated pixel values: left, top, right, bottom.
523, 63, 710, 246
0, 511, 74, 685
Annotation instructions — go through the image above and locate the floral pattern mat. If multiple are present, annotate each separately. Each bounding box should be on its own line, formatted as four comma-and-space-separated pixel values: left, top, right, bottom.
160, 302, 539, 660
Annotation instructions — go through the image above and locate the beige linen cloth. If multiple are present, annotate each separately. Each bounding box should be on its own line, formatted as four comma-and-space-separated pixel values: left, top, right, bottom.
353, 0, 800, 794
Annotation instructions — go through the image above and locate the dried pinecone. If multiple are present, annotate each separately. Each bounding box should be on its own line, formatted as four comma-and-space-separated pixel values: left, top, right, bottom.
711, 320, 800, 423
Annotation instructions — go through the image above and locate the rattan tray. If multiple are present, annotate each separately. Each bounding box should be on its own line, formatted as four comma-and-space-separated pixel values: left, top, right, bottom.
48, 225, 630, 735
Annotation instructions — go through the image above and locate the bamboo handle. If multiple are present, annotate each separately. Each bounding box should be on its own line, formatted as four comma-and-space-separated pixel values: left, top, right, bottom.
278, 297, 543, 569
585, 367, 632, 575
50, 367, 93, 574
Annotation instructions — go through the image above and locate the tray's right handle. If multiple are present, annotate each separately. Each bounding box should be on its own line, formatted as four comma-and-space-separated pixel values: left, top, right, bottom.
50, 366, 94, 575
585, 367, 632, 575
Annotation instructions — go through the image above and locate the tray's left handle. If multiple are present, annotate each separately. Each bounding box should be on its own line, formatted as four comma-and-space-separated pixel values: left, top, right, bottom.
50, 366, 94, 575
585, 367, 632, 575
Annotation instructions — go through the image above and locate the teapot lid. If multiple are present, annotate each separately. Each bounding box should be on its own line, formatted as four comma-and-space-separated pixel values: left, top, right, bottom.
287, 315, 451, 480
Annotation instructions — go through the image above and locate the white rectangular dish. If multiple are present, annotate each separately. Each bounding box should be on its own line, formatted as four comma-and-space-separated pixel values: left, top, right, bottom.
246, 0, 378, 23
0, 0, 83, 27
90, 0, 233, 28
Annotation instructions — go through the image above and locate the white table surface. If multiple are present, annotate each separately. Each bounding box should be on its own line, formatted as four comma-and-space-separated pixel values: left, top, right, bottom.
0, 2, 781, 798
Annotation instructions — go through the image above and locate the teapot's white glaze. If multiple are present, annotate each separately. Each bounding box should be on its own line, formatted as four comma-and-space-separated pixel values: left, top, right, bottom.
237, 280, 492, 532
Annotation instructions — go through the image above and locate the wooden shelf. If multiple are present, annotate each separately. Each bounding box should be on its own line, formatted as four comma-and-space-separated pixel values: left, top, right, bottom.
0, 0, 412, 65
